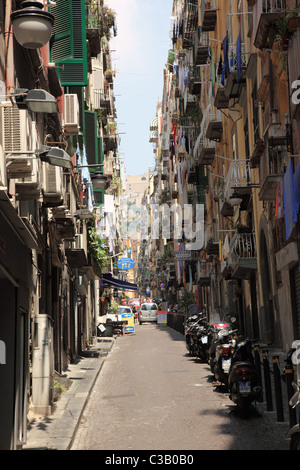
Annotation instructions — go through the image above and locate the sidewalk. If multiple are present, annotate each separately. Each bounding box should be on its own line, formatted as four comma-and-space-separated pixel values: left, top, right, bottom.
23, 337, 115, 450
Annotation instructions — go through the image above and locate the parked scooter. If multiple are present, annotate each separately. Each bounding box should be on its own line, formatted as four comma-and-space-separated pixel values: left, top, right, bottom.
185, 313, 203, 356
213, 328, 238, 388
207, 309, 236, 374
194, 319, 209, 362
228, 337, 263, 414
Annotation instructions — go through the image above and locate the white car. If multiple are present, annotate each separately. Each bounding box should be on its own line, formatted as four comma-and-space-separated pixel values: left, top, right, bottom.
138, 303, 158, 324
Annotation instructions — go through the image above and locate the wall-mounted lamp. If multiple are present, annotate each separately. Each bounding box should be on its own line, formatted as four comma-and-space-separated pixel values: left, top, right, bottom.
229, 190, 242, 206
11, 88, 58, 113
37, 146, 73, 169
74, 164, 108, 190
25, 89, 59, 113
11, 1, 54, 49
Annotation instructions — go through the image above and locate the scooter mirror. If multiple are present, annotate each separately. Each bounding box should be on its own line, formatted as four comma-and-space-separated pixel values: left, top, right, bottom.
230, 317, 237, 323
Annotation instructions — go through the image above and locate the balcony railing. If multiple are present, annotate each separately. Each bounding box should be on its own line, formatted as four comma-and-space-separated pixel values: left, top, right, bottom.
224, 159, 252, 201
201, 0, 217, 32
253, 0, 286, 49
228, 232, 258, 279
259, 147, 283, 201
193, 28, 210, 65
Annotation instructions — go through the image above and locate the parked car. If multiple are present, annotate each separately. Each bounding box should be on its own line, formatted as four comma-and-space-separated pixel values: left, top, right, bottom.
128, 299, 141, 309
118, 306, 133, 317
138, 303, 158, 324
128, 299, 141, 321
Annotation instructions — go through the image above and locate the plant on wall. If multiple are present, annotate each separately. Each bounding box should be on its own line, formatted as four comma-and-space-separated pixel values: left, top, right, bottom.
87, 222, 110, 274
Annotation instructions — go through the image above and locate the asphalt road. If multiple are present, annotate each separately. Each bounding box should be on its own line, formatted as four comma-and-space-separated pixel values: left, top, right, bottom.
71, 323, 290, 451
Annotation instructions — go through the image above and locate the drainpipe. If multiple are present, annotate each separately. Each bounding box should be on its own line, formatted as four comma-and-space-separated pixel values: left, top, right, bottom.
5, 0, 15, 94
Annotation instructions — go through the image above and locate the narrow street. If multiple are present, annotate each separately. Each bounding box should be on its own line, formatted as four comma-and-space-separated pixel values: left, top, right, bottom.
71, 325, 290, 451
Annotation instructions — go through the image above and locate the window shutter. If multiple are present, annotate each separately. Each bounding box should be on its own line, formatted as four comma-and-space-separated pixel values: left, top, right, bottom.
84, 111, 98, 166
50, 0, 88, 86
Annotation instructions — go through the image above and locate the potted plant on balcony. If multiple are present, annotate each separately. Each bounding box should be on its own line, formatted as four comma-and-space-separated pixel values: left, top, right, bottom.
235, 223, 252, 234
87, 223, 110, 275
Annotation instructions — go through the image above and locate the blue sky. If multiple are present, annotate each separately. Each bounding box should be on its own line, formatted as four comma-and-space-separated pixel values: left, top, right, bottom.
107, 0, 174, 176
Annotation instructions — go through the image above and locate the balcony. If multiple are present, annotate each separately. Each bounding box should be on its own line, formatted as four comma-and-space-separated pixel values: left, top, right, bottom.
223, 159, 253, 202
184, 0, 198, 39
85, 3, 101, 57
198, 260, 211, 286
253, 0, 286, 50
228, 232, 257, 279
189, 66, 202, 95
250, 138, 265, 169
184, 91, 198, 113
193, 29, 210, 65
201, 0, 217, 32
214, 86, 229, 109
206, 112, 223, 142
224, 44, 247, 100
196, 137, 216, 165
259, 147, 283, 201
204, 226, 219, 256
65, 234, 88, 269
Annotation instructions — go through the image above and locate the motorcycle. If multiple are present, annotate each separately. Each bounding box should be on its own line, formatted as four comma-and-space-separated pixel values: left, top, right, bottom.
213, 328, 238, 389
194, 319, 209, 362
207, 309, 236, 374
228, 337, 263, 414
185, 313, 203, 356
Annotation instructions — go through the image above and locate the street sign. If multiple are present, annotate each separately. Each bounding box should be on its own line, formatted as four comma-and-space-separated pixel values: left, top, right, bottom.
118, 312, 135, 333
175, 250, 192, 261
117, 258, 135, 270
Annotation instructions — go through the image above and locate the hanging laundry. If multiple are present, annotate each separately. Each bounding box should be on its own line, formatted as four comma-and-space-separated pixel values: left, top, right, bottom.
236, 30, 242, 81
217, 54, 223, 76
222, 32, 229, 78
275, 181, 284, 220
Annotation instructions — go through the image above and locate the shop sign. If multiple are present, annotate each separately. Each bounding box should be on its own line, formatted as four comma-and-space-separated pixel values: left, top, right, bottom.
117, 258, 135, 270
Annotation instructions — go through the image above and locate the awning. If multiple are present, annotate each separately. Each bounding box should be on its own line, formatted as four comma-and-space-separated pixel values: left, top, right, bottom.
101, 273, 138, 291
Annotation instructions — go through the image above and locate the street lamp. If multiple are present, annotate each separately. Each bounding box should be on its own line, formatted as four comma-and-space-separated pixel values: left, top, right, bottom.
11, 1, 54, 49
229, 190, 242, 206
36, 146, 73, 169
25, 89, 59, 113
74, 164, 108, 189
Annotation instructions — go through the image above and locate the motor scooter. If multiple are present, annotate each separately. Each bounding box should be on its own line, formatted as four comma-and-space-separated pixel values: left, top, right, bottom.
194, 319, 209, 362
207, 309, 236, 374
185, 313, 203, 356
213, 328, 238, 389
228, 337, 262, 415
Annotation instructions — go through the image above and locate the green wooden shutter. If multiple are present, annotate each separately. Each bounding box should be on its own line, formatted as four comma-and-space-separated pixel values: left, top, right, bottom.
50, 0, 88, 86
84, 111, 98, 166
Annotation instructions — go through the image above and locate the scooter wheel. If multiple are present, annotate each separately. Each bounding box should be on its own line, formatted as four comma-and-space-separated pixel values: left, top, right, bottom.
290, 433, 300, 450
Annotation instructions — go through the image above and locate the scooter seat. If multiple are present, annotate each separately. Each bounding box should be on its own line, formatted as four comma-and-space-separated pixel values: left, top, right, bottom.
231, 361, 252, 370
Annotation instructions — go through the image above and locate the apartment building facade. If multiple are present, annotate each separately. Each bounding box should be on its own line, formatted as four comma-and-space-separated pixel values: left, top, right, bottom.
143, 0, 300, 352
0, 0, 123, 449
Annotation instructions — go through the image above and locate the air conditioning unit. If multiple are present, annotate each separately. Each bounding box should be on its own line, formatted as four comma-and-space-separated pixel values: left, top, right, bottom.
63, 94, 80, 135
42, 162, 64, 205
15, 120, 41, 199
0, 106, 33, 178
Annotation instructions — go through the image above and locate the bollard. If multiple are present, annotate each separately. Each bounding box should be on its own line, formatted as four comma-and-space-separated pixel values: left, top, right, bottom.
285, 364, 297, 428
272, 356, 284, 422
262, 349, 273, 411
254, 344, 262, 387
